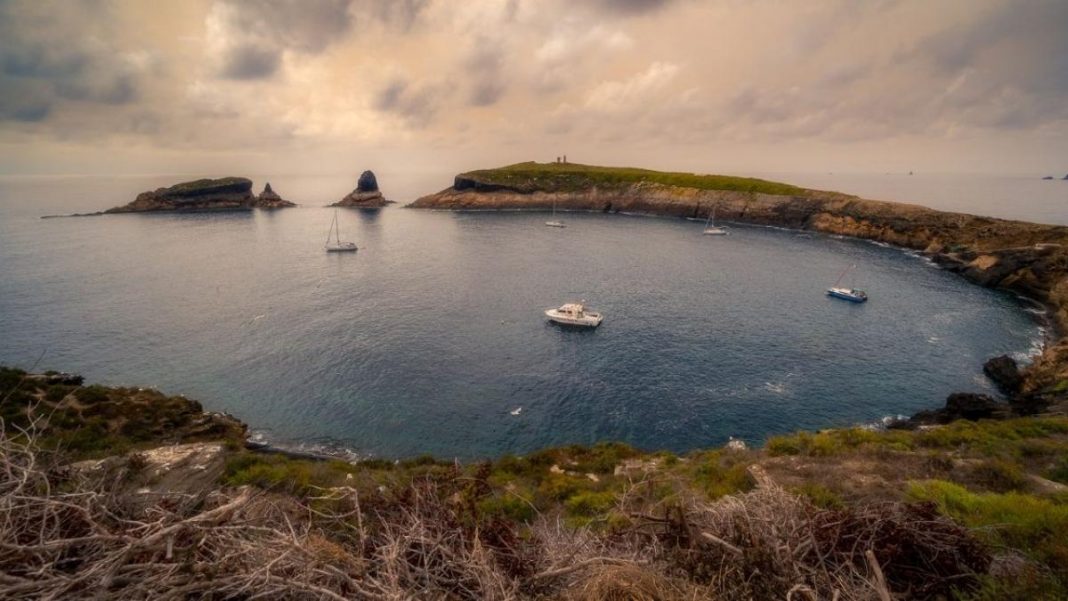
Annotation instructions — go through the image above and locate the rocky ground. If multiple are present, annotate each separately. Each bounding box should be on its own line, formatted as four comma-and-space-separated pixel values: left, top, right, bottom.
2, 366, 1067, 599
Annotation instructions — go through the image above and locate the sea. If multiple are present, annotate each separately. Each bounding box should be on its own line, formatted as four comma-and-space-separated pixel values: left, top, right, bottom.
0, 172, 1059, 459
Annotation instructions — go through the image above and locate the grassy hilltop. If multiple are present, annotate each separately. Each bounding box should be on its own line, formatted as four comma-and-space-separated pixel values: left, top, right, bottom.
3, 366, 1068, 599
456, 161, 808, 196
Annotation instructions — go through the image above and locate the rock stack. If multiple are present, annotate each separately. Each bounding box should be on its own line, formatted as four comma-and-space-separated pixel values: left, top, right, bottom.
255, 182, 296, 208
332, 170, 391, 208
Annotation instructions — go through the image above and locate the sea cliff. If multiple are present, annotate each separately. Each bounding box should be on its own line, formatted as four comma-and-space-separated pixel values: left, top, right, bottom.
105, 177, 295, 213
412, 162, 1068, 407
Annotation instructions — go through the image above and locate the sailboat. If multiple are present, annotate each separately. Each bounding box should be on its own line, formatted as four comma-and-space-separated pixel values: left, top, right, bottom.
324, 209, 358, 252
827, 264, 867, 302
702, 205, 728, 235
545, 199, 565, 228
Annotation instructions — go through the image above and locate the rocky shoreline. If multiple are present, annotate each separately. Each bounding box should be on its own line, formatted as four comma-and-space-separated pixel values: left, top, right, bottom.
411, 163, 1068, 413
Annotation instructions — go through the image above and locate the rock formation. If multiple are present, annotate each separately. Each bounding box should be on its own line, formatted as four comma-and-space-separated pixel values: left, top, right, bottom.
256, 182, 296, 208
332, 170, 392, 208
983, 355, 1022, 395
105, 177, 294, 213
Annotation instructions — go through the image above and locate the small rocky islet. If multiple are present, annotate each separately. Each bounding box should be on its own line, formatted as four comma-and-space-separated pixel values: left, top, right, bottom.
330, 169, 392, 208
104, 177, 295, 213
99, 169, 392, 213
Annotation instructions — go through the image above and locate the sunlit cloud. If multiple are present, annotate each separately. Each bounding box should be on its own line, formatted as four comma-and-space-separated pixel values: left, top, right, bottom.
0, 0, 1065, 176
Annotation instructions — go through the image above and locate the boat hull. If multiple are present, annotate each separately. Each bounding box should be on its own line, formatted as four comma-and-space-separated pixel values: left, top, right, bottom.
827, 288, 867, 303
545, 221, 566, 228
703, 228, 728, 235
545, 309, 602, 327
326, 244, 358, 253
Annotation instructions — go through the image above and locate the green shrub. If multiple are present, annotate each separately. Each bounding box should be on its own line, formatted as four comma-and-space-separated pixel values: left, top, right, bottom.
1048, 457, 1068, 485
793, 483, 844, 509
692, 451, 752, 499
537, 473, 589, 502
908, 480, 1068, 575
76, 385, 110, 405
767, 433, 803, 456
565, 491, 616, 518
966, 459, 1029, 493
478, 494, 536, 523
45, 385, 72, 403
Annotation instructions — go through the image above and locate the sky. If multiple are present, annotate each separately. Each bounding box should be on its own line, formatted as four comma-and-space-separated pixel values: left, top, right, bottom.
1, 0, 1066, 182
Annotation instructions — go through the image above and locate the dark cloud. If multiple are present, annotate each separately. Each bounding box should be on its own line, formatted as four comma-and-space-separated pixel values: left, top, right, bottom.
362, 0, 430, 30
0, 84, 52, 122
209, 0, 354, 80
218, 44, 282, 80
0, 1, 147, 122
463, 37, 507, 107
590, 0, 675, 15
903, 1, 1068, 128
373, 78, 440, 126
209, 0, 432, 80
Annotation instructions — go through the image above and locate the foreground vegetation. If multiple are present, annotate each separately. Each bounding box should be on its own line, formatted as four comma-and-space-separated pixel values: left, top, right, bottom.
3, 366, 1068, 599
458, 162, 808, 196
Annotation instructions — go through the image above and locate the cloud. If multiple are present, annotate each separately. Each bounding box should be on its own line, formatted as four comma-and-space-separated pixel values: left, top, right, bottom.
585, 61, 679, 112
532, 25, 632, 94
373, 78, 441, 126
590, 0, 677, 15
0, 1, 151, 122
463, 36, 508, 106
205, 0, 355, 80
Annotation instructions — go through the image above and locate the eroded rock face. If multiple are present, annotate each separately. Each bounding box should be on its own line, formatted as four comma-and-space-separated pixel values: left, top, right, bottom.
332, 170, 392, 208
106, 177, 293, 212
358, 170, 378, 192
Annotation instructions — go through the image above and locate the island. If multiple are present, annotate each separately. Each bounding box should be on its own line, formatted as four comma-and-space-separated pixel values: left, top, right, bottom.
105, 177, 295, 213
331, 170, 392, 208
412, 162, 1068, 411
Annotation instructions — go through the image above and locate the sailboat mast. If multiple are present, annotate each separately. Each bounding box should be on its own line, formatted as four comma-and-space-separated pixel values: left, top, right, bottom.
335, 210, 341, 245
832, 264, 854, 287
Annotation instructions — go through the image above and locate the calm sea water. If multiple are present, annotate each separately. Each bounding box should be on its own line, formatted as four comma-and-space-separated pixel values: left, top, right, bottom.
0, 175, 1047, 458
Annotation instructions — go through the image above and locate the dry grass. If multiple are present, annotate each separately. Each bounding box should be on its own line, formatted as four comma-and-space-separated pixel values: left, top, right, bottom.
0, 418, 998, 600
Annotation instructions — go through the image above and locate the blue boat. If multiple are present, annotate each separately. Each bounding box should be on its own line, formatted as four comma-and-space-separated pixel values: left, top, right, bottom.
827, 264, 868, 303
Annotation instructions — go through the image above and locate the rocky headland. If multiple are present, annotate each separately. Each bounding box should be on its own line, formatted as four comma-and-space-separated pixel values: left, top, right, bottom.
331, 170, 392, 208
412, 162, 1068, 411
104, 177, 295, 213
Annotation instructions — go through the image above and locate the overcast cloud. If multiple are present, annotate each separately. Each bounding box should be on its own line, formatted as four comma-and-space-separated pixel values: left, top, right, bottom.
0, 0, 1065, 178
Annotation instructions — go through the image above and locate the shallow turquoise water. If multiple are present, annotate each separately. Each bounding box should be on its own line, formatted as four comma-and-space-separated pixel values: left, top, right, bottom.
0, 177, 1044, 458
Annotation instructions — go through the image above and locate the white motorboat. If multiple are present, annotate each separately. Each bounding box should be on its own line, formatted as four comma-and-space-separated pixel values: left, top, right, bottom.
702, 205, 728, 235
325, 208, 358, 252
545, 199, 566, 228
545, 302, 603, 327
